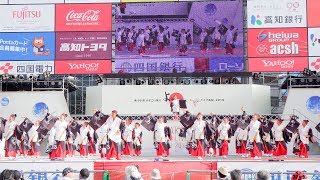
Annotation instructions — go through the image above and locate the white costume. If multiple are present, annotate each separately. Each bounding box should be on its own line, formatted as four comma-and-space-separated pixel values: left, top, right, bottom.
272, 123, 285, 141
28, 125, 39, 143
78, 126, 89, 145
105, 116, 122, 143
217, 122, 231, 140
123, 124, 134, 142
171, 99, 180, 113
235, 127, 248, 141
213, 28, 221, 40
133, 128, 142, 145
200, 32, 207, 43
248, 120, 261, 143
226, 29, 234, 44
180, 34, 187, 45
154, 122, 166, 142
191, 120, 206, 140
136, 33, 145, 47
4, 121, 16, 141
298, 125, 311, 145
48, 127, 56, 146
54, 120, 68, 142
158, 32, 164, 43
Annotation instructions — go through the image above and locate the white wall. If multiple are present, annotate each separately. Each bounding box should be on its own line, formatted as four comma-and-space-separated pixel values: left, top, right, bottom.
0, 91, 70, 123
86, 84, 271, 115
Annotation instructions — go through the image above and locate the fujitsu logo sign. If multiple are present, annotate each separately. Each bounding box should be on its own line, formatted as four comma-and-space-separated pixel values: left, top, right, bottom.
262, 59, 295, 68
12, 6, 41, 20
68, 63, 99, 71
66, 10, 100, 22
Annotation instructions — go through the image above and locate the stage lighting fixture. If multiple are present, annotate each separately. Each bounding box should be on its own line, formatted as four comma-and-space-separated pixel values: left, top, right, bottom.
253, 73, 261, 80
155, 80, 160, 85
135, 79, 141, 85
43, 71, 51, 79
163, 79, 170, 85
96, 75, 103, 84
120, 79, 125, 85
1, 74, 10, 80
126, 79, 131, 84
184, 79, 190, 85
17, 74, 26, 81
214, 78, 220, 84
201, 78, 207, 84
194, 80, 199, 84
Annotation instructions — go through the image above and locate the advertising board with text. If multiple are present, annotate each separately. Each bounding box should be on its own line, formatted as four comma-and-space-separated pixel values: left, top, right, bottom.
248, 28, 308, 58
55, 60, 111, 74
0, 61, 54, 75
65, 0, 119, 3
0, 32, 55, 61
247, 0, 307, 28
309, 57, 320, 72
308, 28, 320, 57
209, 57, 244, 72
307, 0, 320, 27
248, 57, 308, 72
55, 3, 112, 32
56, 32, 112, 60
8, 0, 63, 4
0, 5, 55, 32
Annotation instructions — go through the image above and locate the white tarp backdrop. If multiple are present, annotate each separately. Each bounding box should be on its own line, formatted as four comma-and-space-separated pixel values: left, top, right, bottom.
0, 91, 70, 123
86, 85, 271, 115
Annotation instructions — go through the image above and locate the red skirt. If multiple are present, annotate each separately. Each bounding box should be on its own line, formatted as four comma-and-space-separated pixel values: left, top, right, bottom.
273, 141, 287, 156
122, 142, 133, 156
128, 43, 134, 52
191, 140, 205, 157
88, 140, 96, 154
156, 142, 169, 157
219, 140, 229, 156
79, 145, 88, 157
250, 141, 263, 157
237, 140, 248, 154
5, 138, 17, 157
158, 42, 164, 52
298, 142, 308, 158
106, 141, 121, 160
29, 142, 40, 156
51, 141, 66, 159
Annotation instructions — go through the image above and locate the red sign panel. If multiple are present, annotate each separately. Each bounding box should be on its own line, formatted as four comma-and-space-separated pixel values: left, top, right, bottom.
55, 4, 112, 31
308, 0, 320, 27
55, 60, 111, 74
248, 28, 308, 58
248, 57, 308, 72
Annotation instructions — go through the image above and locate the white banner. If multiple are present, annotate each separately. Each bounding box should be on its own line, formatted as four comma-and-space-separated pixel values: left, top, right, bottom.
309, 57, 320, 72
0, 61, 54, 75
308, 28, 320, 56
8, 0, 63, 3
86, 85, 271, 115
0, 5, 55, 32
218, 161, 320, 180
0, 91, 70, 123
114, 58, 195, 73
247, 0, 307, 28
0, 161, 94, 180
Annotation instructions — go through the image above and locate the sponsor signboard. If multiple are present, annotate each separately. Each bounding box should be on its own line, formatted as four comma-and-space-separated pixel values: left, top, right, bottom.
55, 32, 112, 60
248, 28, 308, 58
8, 0, 63, 4
308, 28, 320, 57
248, 57, 308, 72
122, 0, 177, 2
55, 60, 112, 74
209, 57, 245, 72
309, 57, 320, 72
307, 0, 320, 27
247, 0, 307, 28
0, 5, 55, 32
114, 58, 195, 73
0, 61, 54, 75
0, 32, 55, 61
55, 4, 112, 32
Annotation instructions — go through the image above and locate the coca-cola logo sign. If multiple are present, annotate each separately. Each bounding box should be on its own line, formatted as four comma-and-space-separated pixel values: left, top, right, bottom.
66, 10, 100, 22
56, 4, 112, 31
68, 63, 99, 72
262, 59, 295, 68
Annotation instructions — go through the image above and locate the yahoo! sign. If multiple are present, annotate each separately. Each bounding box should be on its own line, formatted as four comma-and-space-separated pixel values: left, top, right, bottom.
249, 57, 308, 72
56, 4, 112, 32
55, 60, 111, 75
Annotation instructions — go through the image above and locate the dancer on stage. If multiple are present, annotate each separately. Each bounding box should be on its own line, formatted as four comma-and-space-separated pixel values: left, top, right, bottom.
234, 126, 249, 158
212, 27, 221, 48
272, 119, 287, 158
78, 122, 89, 158
206, 116, 219, 157
190, 113, 207, 159
217, 117, 231, 159
20, 131, 30, 157
200, 28, 208, 51
295, 120, 314, 158
4, 114, 18, 159
28, 121, 41, 157
247, 114, 263, 159
154, 116, 171, 158
126, 29, 134, 52
179, 29, 188, 54
88, 126, 96, 155
225, 25, 236, 55
105, 110, 123, 160
261, 127, 274, 157
158, 29, 165, 53
122, 118, 134, 157
51, 113, 68, 160
47, 124, 56, 159
66, 130, 76, 157
133, 123, 143, 156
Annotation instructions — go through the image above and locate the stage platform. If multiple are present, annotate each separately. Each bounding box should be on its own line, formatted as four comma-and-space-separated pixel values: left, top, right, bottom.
0, 155, 319, 180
